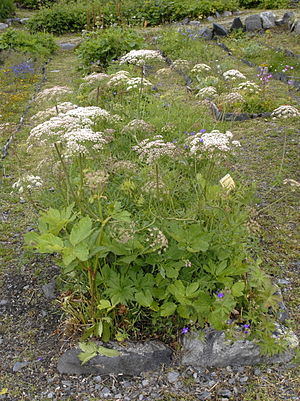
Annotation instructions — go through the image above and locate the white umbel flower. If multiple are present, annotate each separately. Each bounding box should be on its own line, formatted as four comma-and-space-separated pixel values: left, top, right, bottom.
196, 86, 218, 99
132, 135, 179, 163
119, 49, 164, 66
185, 130, 241, 155
271, 105, 300, 119
235, 81, 260, 94
191, 63, 211, 74
223, 69, 246, 81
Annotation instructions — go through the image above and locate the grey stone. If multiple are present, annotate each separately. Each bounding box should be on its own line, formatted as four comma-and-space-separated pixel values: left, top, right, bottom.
245, 15, 263, 31
0, 23, 8, 31
212, 23, 228, 36
180, 328, 296, 367
254, 368, 261, 375
277, 279, 290, 285
293, 21, 300, 34
167, 371, 180, 383
20, 18, 30, 24
42, 281, 56, 299
239, 376, 248, 383
198, 391, 211, 400
94, 375, 102, 382
59, 42, 77, 50
207, 16, 215, 22
13, 361, 30, 372
101, 387, 111, 397
215, 11, 221, 18
47, 392, 54, 399
142, 379, 149, 386
283, 12, 295, 22
94, 384, 101, 390
6, 18, 21, 25
231, 17, 244, 30
222, 11, 232, 17
57, 341, 172, 375
260, 12, 276, 29
189, 21, 202, 26
0, 299, 9, 305
198, 28, 213, 40
218, 389, 232, 398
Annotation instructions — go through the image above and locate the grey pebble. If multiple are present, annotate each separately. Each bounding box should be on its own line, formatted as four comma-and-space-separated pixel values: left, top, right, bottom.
13, 361, 30, 372
198, 391, 211, 400
101, 386, 111, 397
218, 389, 232, 398
114, 394, 122, 399
240, 376, 249, 383
47, 393, 54, 399
142, 379, 149, 386
61, 380, 71, 387
95, 384, 101, 390
0, 299, 9, 305
254, 368, 261, 376
94, 375, 102, 382
167, 371, 180, 383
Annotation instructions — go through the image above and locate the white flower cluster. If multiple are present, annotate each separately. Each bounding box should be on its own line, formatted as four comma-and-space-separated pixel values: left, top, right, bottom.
35, 86, 73, 102
107, 71, 130, 87
185, 130, 241, 155
83, 72, 110, 83
126, 77, 153, 91
132, 135, 179, 163
142, 179, 167, 197
146, 227, 168, 253
121, 119, 155, 134
235, 81, 260, 94
31, 102, 78, 123
271, 105, 300, 119
28, 106, 114, 156
119, 49, 164, 66
221, 92, 245, 103
172, 59, 190, 70
223, 69, 246, 81
12, 175, 43, 193
196, 86, 218, 99
191, 63, 211, 74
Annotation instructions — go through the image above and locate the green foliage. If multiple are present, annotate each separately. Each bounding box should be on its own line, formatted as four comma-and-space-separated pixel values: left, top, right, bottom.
0, 28, 57, 57
0, 0, 15, 21
78, 341, 120, 364
76, 27, 144, 69
16, 0, 57, 9
239, 0, 288, 8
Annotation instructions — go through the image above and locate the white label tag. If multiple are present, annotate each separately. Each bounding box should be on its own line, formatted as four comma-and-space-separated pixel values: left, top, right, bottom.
220, 174, 235, 191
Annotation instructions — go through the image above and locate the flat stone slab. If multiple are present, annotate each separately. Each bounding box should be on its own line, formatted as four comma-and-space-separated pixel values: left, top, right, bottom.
180, 328, 298, 368
57, 341, 172, 375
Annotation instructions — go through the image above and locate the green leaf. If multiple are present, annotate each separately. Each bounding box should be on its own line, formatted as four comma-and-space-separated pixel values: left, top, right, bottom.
186, 282, 199, 297
31, 233, 64, 253
160, 302, 177, 317
98, 299, 113, 310
97, 345, 120, 357
231, 281, 245, 297
78, 342, 98, 364
135, 289, 153, 307
69, 216, 93, 246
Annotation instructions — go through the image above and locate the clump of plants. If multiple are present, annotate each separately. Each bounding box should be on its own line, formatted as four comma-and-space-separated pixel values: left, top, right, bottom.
0, 0, 15, 21
0, 28, 57, 57
76, 27, 144, 70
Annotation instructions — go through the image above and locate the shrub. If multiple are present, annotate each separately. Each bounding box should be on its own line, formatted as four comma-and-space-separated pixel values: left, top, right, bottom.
0, 0, 15, 21
15, 0, 57, 9
0, 28, 57, 57
76, 27, 144, 69
27, 1, 87, 34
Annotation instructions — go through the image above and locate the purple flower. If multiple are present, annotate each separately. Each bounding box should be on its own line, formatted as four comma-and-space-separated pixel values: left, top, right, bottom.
200, 129, 206, 133
181, 327, 189, 334
217, 292, 225, 298
243, 324, 250, 329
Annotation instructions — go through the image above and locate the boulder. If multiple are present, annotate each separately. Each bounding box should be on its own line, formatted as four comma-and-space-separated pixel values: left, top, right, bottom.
180, 328, 298, 368
260, 12, 276, 29
0, 23, 9, 31
230, 17, 244, 31
198, 28, 213, 40
20, 18, 30, 24
293, 21, 300, 34
212, 23, 228, 36
57, 341, 172, 375
222, 11, 232, 17
245, 14, 262, 31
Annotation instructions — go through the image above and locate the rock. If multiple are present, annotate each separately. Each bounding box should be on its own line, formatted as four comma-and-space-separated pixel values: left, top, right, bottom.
13, 361, 30, 372
59, 42, 78, 50
47, 392, 54, 399
231, 17, 244, 30
293, 21, 300, 34
42, 281, 56, 299
222, 11, 232, 17
20, 18, 30, 24
167, 371, 180, 383
0, 299, 9, 305
0, 23, 9, 31
260, 12, 276, 29
198, 391, 211, 400
239, 376, 248, 383
198, 28, 213, 40
283, 12, 295, 22
218, 389, 232, 398
245, 15, 262, 31
207, 16, 215, 22
189, 21, 202, 26
6, 18, 21, 25
180, 328, 296, 367
100, 387, 111, 397
215, 11, 221, 18
57, 341, 172, 375
212, 23, 228, 36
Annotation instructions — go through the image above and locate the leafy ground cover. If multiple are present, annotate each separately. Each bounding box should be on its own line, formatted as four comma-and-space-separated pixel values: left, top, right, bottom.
0, 7, 299, 401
